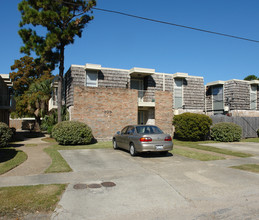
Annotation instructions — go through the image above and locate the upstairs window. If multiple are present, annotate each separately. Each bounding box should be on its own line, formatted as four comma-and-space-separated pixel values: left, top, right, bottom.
251, 85, 257, 110
212, 85, 223, 114
86, 71, 98, 87
174, 78, 183, 109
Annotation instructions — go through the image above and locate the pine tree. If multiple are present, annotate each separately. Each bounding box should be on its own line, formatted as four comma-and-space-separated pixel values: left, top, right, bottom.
18, 0, 96, 122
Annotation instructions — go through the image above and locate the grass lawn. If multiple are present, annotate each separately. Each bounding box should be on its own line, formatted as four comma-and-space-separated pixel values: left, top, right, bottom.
241, 137, 259, 143
230, 164, 259, 173
172, 147, 225, 161
0, 148, 27, 175
173, 139, 252, 158
44, 140, 112, 173
0, 184, 66, 218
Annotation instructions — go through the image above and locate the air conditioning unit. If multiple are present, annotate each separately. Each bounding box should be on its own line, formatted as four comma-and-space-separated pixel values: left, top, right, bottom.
224, 106, 229, 112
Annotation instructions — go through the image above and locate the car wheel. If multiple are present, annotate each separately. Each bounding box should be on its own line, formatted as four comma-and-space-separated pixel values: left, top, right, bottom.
160, 151, 168, 156
129, 143, 137, 156
113, 139, 118, 150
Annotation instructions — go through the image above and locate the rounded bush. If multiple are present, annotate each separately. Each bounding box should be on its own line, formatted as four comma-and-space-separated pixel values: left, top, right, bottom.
173, 113, 212, 141
52, 121, 93, 145
210, 122, 242, 142
257, 129, 259, 137
0, 122, 13, 147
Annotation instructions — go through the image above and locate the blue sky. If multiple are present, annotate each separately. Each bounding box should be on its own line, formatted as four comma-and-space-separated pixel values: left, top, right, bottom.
1, 0, 259, 84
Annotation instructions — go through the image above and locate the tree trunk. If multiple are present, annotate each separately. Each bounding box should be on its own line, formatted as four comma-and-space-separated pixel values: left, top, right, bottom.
34, 115, 41, 131
58, 45, 65, 123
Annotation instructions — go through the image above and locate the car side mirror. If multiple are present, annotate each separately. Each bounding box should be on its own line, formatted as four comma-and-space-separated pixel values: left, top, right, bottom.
117, 131, 121, 135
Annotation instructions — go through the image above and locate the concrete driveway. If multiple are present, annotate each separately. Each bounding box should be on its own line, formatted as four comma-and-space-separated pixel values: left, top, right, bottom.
52, 146, 259, 220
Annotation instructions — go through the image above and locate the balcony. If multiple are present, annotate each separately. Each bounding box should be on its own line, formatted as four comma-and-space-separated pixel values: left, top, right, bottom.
138, 90, 155, 107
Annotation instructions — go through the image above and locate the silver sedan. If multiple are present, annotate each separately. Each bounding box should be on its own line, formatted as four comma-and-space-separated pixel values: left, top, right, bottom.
112, 125, 173, 156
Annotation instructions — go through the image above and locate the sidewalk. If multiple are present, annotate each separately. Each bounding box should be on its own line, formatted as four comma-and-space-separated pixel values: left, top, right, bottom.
1, 133, 52, 177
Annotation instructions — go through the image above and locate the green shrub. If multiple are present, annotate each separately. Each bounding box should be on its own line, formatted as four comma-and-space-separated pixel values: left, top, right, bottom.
257, 129, 259, 137
210, 122, 242, 142
52, 121, 93, 145
41, 106, 69, 135
173, 113, 212, 141
0, 122, 13, 147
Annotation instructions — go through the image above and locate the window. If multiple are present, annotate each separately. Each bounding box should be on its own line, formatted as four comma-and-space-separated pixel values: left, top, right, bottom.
174, 78, 183, 109
251, 85, 257, 110
86, 71, 98, 87
136, 126, 163, 134
212, 85, 223, 114
121, 126, 128, 135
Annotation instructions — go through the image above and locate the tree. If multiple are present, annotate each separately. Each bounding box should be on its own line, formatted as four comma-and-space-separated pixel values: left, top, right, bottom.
10, 56, 52, 96
10, 56, 53, 122
18, 0, 96, 123
244, 75, 258, 81
25, 79, 53, 129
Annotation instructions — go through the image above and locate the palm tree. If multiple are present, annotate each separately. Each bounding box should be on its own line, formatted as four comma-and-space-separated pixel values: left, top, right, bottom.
25, 79, 53, 130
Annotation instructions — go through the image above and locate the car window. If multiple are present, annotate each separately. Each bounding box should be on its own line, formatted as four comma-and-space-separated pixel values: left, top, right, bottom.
121, 126, 128, 134
127, 126, 135, 134
136, 126, 163, 134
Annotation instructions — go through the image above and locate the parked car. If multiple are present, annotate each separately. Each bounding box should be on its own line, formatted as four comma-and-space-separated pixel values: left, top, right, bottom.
113, 125, 173, 156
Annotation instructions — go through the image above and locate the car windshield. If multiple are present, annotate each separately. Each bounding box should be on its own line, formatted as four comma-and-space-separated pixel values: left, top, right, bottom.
136, 126, 163, 134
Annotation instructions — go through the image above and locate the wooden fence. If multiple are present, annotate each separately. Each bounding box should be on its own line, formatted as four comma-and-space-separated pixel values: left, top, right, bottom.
211, 115, 259, 138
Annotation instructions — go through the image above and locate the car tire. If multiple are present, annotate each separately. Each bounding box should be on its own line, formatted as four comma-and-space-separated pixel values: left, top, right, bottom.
113, 139, 118, 150
129, 143, 137, 156
160, 151, 168, 156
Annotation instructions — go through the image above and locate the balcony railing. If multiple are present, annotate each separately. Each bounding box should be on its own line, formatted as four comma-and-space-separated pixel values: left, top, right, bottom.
138, 90, 155, 103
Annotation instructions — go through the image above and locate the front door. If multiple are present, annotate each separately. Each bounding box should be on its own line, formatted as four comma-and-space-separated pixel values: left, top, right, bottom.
138, 111, 147, 125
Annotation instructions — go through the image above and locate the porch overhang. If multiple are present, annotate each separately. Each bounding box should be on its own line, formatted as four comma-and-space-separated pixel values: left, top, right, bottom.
248, 80, 259, 85
138, 102, 155, 107
206, 80, 225, 87
84, 63, 102, 71
172, 72, 188, 78
129, 67, 155, 78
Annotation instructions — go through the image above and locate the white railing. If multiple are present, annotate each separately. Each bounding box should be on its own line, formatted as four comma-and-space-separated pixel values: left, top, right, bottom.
138, 90, 155, 103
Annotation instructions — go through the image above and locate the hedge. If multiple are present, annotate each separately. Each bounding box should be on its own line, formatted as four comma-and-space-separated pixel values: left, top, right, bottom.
52, 121, 93, 145
210, 122, 242, 142
173, 113, 212, 141
0, 122, 13, 147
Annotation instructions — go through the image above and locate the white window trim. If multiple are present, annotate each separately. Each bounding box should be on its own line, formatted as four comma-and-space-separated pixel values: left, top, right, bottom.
212, 85, 224, 113
86, 70, 98, 87
250, 84, 257, 110
174, 78, 184, 109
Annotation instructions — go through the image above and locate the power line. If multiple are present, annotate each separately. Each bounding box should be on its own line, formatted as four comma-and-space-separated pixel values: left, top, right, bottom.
92, 7, 259, 44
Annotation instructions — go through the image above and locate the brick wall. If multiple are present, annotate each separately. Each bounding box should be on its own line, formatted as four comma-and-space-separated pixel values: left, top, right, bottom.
71, 86, 138, 140
155, 91, 173, 135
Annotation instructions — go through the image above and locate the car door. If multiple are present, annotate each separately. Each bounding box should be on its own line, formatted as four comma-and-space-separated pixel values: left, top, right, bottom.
126, 126, 135, 149
117, 126, 128, 149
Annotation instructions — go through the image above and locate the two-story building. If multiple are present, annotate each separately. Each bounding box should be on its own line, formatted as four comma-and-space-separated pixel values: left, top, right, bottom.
206, 79, 259, 117
63, 63, 205, 140
0, 74, 13, 125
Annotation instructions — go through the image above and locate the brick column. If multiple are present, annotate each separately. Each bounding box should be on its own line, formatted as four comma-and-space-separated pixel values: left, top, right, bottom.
155, 91, 173, 135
